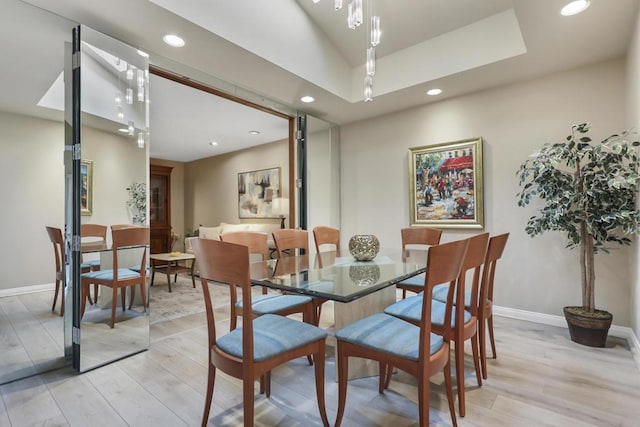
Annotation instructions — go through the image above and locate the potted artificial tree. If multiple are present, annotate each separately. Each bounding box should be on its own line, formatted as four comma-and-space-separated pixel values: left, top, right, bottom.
516, 123, 640, 347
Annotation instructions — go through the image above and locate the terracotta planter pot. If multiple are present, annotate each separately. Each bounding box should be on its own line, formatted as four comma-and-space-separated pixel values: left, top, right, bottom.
563, 306, 613, 348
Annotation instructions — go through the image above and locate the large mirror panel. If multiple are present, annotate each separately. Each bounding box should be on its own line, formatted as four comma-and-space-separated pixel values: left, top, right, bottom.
73, 26, 150, 372
0, 0, 77, 385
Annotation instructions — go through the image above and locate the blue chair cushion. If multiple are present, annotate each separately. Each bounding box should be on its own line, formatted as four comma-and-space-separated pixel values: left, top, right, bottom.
236, 294, 312, 315
432, 284, 473, 308
84, 259, 101, 268
397, 272, 424, 289
335, 313, 443, 361
81, 269, 140, 281
384, 295, 471, 326
129, 264, 149, 273
216, 314, 327, 362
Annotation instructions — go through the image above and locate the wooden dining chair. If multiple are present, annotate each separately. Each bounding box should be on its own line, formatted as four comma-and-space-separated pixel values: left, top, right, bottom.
219, 231, 314, 331
384, 233, 489, 417
311, 226, 340, 324
81, 223, 108, 304
396, 227, 443, 299
273, 228, 327, 326
46, 226, 92, 317
333, 238, 468, 427
80, 227, 149, 328
192, 238, 329, 427
312, 226, 340, 254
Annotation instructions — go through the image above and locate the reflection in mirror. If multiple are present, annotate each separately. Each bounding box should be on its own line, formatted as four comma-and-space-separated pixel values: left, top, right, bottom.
73, 26, 150, 372
306, 115, 340, 253
0, 0, 76, 385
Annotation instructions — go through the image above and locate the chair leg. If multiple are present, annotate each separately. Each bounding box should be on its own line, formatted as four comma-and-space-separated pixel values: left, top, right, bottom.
52, 279, 60, 313
402, 288, 407, 299
443, 356, 458, 427
140, 282, 147, 312
479, 317, 488, 380
302, 305, 314, 366
201, 366, 215, 427
81, 283, 88, 318
455, 339, 466, 417
471, 333, 482, 387
93, 284, 99, 305
334, 344, 349, 427
417, 372, 430, 427
111, 288, 118, 328
121, 288, 127, 312
129, 286, 136, 310
60, 280, 65, 318
488, 315, 497, 359
314, 346, 329, 427
242, 376, 255, 427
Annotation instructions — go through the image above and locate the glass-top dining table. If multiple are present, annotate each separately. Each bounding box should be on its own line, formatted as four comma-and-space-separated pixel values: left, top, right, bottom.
250, 248, 429, 379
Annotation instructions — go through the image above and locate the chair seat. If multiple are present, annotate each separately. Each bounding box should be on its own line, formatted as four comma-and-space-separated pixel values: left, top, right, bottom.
397, 272, 425, 289
217, 314, 327, 362
83, 259, 101, 268
236, 294, 312, 315
384, 295, 471, 326
335, 313, 444, 361
81, 268, 140, 281
129, 264, 149, 273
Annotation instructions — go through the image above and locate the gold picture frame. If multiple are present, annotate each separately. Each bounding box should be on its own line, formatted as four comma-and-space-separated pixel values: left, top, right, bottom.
409, 138, 484, 228
81, 159, 93, 216
238, 167, 281, 218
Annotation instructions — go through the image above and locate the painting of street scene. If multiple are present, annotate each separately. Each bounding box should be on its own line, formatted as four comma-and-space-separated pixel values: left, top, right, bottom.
409, 138, 484, 228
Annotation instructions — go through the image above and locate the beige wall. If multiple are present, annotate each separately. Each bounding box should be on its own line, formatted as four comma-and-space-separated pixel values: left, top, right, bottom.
0, 110, 147, 290
184, 139, 288, 231
340, 59, 633, 326
627, 8, 640, 337
151, 158, 185, 251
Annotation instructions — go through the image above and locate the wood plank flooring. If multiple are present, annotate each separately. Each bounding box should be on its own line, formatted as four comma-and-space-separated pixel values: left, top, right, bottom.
1, 287, 639, 426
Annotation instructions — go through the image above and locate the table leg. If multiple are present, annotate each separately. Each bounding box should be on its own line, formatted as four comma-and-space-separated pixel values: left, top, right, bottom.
166, 261, 172, 292
190, 259, 196, 288
150, 259, 156, 287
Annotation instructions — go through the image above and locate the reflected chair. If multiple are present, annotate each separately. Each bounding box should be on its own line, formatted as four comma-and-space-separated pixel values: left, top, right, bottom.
311, 226, 340, 325
81, 223, 108, 304
219, 231, 314, 331
385, 233, 489, 417
46, 226, 92, 317
80, 227, 149, 328
273, 229, 327, 326
333, 239, 468, 427
396, 227, 443, 299
192, 238, 329, 427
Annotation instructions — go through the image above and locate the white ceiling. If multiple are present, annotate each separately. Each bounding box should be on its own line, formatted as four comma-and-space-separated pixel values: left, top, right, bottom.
4, 0, 640, 162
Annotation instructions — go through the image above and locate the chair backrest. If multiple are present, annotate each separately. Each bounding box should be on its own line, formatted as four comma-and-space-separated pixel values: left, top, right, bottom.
479, 233, 510, 310
401, 227, 442, 249
46, 226, 64, 274
110, 224, 137, 231
455, 233, 489, 317
111, 227, 149, 280
419, 238, 469, 359
81, 223, 107, 240
312, 226, 340, 253
220, 231, 269, 261
272, 229, 309, 257
192, 238, 252, 357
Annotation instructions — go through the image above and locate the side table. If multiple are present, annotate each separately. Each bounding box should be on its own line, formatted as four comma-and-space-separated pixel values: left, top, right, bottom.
150, 252, 196, 292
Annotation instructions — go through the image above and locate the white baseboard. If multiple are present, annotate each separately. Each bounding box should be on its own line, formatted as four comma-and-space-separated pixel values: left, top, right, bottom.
0, 283, 54, 298
494, 305, 640, 372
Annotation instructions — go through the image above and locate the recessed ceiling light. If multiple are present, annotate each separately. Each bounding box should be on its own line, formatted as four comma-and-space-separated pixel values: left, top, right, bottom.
209, 141, 218, 146
300, 95, 315, 103
426, 88, 442, 96
248, 130, 260, 135
561, 0, 590, 16
162, 34, 185, 47
118, 128, 128, 133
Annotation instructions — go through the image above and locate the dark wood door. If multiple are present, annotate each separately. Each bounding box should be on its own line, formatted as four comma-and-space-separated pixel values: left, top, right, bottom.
150, 165, 172, 254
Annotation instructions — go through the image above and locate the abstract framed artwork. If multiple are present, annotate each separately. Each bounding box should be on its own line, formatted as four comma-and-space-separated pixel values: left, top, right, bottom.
238, 167, 281, 218
81, 159, 93, 216
408, 137, 484, 228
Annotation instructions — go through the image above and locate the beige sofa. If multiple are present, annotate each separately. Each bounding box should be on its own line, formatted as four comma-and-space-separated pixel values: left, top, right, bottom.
184, 222, 281, 254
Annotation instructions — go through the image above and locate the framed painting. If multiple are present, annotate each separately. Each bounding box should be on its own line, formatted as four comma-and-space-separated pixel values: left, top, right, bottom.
409, 137, 484, 228
81, 159, 93, 216
238, 167, 281, 218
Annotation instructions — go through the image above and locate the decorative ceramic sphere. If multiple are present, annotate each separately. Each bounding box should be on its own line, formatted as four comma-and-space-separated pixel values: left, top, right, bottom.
349, 264, 381, 287
348, 234, 380, 261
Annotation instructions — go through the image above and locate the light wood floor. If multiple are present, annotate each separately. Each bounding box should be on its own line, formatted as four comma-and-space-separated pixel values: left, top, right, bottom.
1, 292, 639, 426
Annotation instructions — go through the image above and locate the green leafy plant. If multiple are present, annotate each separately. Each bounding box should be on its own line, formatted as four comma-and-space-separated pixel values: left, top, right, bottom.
516, 123, 640, 314
126, 181, 147, 225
